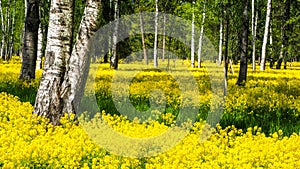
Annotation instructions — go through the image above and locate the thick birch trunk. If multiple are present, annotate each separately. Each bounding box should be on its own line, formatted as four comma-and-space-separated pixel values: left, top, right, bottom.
260, 0, 271, 71
198, 0, 206, 68
110, 0, 119, 69
191, 8, 195, 68
61, 0, 100, 114
237, 0, 249, 86
153, 0, 158, 67
139, 12, 148, 65
33, 0, 74, 124
19, 0, 39, 79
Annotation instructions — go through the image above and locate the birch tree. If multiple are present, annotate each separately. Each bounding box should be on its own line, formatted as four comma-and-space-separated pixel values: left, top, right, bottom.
19, 0, 39, 79
251, 0, 258, 71
33, 0, 74, 123
260, 0, 271, 71
8, 0, 16, 58
190, 0, 195, 68
36, 24, 43, 69
34, 0, 101, 125
197, 0, 206, 68
138, 0, 148, 65
153, 0, 158, 67
0, 0, 5, 59
218, 2, 223, 65
110, 0, 119, 69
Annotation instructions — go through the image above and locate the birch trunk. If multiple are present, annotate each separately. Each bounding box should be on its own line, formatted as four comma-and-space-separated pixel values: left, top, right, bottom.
36, 24, 43, 70
153, 0, 158, 67
191, 5, 195, 68
198, 0, 206, 68
162, 14, 166, 62
19, 0, 39, 79
4, 0, 11, 60
251, 0, 255, 70
218, 19, 223, 65
33, 0, 74, 124
237, 0, 249, 86
110, 0, 119, 69
269, 16, 274, 68
0, 0, 5, 59
260, 0, 271, 71
8, 0, 16, 58
139, 12, 148, 65
60, 0, 100, 114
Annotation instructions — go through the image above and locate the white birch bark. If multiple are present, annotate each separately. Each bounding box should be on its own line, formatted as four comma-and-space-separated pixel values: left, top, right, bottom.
251, 0, 255, 70
162, 14, 166, 62
61, 0, 101, 114
198, 0, 206, 68
36, 24, 43, 69
33, 0, 74, 124
3, 0, 11, 59
0, 0, 5, 59
153, 0, 158, 67
191, 5, 195, 68
110, 0, 119, 69
260, 0, 272, 71
218, 19, 223, 65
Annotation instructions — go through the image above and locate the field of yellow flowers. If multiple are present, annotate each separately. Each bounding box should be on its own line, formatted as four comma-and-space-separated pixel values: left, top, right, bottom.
0, 58, 300, 168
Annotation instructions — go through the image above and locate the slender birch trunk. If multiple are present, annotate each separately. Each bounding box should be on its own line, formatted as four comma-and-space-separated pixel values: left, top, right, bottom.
198, 0, 206, 68
4, 0, 12, 60
0, 0, 5, 59
224, 1, 230, 96
218, 19, 223, 64
191, 1, 195, 68
8, 0, 16, 58
33, 0, 74, 124
153, 0, 158, 67
251, 0, 256, 70
139, 12, 148, 65
19, 0, 39, 79
162, 14, 166, 62
260, 0, 271, 71
36, 24, 43, 69
110, 0, 119, 69
269, 15, 274, 68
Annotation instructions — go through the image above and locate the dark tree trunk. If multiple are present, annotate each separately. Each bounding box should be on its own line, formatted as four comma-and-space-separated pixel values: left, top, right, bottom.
237, 0, 249, 86
276, 0, 291, 69
19, 0, 40, 79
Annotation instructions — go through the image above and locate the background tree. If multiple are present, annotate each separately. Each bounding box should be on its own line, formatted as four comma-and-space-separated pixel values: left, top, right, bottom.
19, 0, 39, 79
